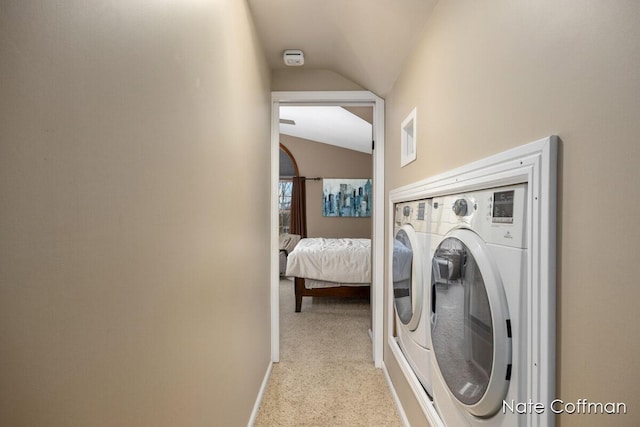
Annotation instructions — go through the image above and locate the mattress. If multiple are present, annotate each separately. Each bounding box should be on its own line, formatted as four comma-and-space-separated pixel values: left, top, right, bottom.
285, 237, 371, 284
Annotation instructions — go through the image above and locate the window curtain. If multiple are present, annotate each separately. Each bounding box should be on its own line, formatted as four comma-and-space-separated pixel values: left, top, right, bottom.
290, 176, 307, 238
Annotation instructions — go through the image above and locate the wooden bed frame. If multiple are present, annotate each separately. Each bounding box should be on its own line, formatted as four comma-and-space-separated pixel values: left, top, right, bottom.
294, 277, 370, 312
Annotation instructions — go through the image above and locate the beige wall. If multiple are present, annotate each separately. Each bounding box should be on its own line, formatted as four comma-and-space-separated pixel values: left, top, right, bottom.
272, 69, 364, 92
280, 134, 372, 239
384, 1, 640, 426
0, 1, 271, 426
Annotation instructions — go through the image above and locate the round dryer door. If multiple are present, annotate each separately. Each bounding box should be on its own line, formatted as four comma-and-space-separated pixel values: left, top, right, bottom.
393, 225, 423, 331
430, 228, 511, 417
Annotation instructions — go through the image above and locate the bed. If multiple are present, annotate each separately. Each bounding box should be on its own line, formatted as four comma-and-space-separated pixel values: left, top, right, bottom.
285, 237, 371, 312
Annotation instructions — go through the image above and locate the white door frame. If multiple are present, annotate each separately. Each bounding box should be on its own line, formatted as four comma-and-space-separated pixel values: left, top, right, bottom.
270, 91, 385, 367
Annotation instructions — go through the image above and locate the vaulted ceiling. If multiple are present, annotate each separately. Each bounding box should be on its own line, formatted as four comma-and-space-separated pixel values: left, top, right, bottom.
248, 0, 438, 97
279, 106, 373, 153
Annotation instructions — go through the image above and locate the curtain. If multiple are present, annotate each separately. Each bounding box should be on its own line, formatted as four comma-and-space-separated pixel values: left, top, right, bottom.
290, 176, 307, 237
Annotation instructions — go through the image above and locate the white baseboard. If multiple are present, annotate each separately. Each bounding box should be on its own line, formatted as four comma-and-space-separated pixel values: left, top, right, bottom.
382, 361, 411, 427
247, 361, 273, 427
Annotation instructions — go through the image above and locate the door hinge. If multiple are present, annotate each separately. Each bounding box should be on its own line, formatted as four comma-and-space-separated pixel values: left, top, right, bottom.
372, 140, 375, 150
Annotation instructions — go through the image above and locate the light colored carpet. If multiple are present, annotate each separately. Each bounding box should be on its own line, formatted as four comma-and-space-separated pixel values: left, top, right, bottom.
254, 279, 402, 427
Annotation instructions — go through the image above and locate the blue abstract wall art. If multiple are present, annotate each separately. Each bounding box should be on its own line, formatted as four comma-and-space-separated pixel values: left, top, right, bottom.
322, 178, 372, 217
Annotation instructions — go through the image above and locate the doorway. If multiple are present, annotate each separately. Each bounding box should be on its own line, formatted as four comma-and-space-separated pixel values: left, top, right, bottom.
270, 91, 385, 367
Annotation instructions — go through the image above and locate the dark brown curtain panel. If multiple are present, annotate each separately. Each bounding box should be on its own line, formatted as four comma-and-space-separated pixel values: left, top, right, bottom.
290, 176, 307, 237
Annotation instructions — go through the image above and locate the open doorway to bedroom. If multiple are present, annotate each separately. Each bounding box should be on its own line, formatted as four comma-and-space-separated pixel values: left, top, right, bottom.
270, 91, 384, 367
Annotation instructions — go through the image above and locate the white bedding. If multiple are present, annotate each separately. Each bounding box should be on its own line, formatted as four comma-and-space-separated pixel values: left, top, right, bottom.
285, 238, 371, 284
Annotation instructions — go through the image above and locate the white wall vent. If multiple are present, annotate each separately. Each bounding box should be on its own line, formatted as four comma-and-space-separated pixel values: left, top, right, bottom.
400, 107, 417, 167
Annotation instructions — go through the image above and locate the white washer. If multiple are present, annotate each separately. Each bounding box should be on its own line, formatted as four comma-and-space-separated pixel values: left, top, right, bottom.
393, 198, 433, 396
429, 184, 529, 426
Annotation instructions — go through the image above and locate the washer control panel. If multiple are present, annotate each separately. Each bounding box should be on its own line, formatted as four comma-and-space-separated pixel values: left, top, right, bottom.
452, 198, 469, 216
491, 189, 516, 224
431, 184, 527, 248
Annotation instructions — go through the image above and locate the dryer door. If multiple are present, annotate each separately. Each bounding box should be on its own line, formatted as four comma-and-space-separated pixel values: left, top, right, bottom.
430, 228, 511, 417
393, 224, 423, 331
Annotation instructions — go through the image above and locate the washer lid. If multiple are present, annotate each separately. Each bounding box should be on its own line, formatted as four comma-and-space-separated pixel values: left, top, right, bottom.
431, 228, 512, 417
393, 225, 423, 331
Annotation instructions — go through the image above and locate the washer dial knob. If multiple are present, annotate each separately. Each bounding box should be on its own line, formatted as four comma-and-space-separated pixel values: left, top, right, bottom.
452, 199, 468, 216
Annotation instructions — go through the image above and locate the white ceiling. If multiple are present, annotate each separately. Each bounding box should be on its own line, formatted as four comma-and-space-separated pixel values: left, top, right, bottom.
248, 0, 438, 97
251, 0, 436, 152
280, 106, 373, 154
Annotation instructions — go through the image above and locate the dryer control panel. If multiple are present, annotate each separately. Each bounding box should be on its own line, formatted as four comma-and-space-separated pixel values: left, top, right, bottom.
394, 199, 431, 233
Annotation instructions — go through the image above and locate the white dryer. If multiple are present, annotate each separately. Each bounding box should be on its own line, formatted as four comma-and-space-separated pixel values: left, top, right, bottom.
429, 184, 529, 426
393, 198, 433, 396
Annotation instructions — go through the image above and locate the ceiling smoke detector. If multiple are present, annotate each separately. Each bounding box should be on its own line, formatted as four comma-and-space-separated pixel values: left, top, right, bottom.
283, 49, 304, 66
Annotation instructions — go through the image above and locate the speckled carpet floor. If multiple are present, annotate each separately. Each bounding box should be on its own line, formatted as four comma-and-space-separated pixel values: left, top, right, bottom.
254, 278, 402, 427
